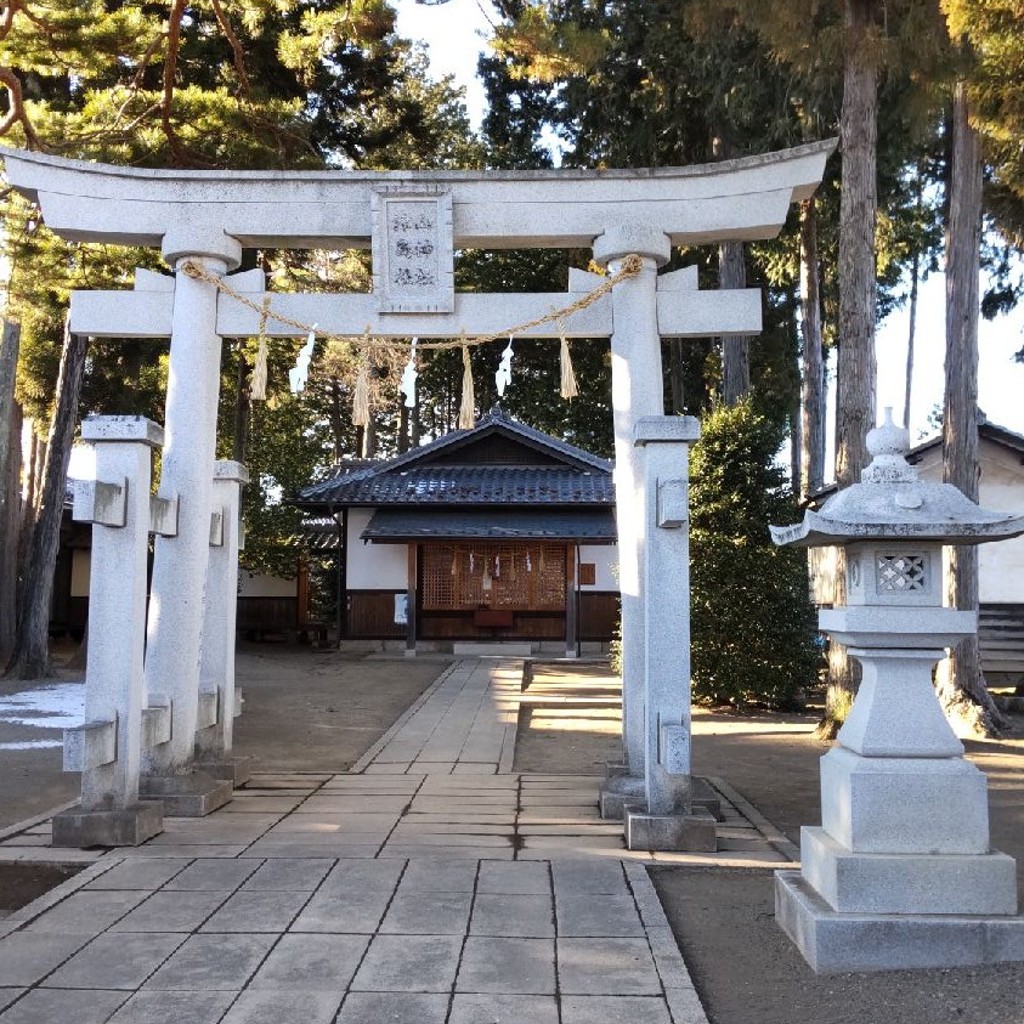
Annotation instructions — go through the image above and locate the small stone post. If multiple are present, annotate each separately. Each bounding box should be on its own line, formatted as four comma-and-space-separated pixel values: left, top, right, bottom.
141, 229, 240, 815
52, 416, 164, 847
623, 416, 716, 852
773, 412, 1024, 971
195, 460, 249, 783
593, 228, 671, 818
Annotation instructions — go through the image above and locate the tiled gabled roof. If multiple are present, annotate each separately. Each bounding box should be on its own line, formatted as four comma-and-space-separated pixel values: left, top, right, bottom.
296, 409, 613, 511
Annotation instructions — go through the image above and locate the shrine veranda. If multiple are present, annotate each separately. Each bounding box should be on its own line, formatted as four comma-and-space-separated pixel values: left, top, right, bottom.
0, 141, 833, 846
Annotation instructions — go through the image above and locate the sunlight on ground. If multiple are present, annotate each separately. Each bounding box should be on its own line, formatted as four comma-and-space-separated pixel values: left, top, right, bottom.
525, 708, 622, 735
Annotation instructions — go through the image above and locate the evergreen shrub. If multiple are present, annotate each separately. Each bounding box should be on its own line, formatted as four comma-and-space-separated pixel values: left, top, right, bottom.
689, 401, 819, 708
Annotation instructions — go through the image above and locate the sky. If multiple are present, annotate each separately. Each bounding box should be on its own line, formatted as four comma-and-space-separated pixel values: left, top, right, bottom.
393, 0, 1024, 456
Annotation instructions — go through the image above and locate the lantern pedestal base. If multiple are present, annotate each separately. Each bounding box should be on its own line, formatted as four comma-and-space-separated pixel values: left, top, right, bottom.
820, 746, 991, 855
776, 870, 1024, 973
800, 826, 1017, 915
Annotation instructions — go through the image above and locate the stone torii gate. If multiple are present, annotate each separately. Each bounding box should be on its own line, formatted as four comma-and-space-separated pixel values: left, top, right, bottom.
1, 141, 832, 842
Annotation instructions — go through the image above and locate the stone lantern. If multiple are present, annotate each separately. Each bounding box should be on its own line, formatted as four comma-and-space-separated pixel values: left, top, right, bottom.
770, 411, 1024, 972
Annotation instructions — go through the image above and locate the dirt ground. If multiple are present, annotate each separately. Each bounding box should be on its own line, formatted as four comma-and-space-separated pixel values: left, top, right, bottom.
514, 663, 1024, 1024
230, 644, 446, 773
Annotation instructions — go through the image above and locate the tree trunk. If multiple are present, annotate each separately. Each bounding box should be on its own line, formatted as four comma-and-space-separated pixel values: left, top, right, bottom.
823, 0, 880, 734
363, 416, 377, 459
398, 403, 410, 455
903, 249, 919, 430
327, 379, 345, 463
231, 342, 251, 464
410, 394, 422, 449
799, 199, 826, 500
934, 80, 1008, 737
668, 339, 686, 416
6, 324, 88, 679
720, 241, 750, 404
790, 403, 802, 497
0, 321, 22, 664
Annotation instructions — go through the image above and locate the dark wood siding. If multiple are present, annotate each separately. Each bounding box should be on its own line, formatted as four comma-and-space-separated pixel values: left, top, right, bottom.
347, 590, 406, 639
578, 591, 619, 642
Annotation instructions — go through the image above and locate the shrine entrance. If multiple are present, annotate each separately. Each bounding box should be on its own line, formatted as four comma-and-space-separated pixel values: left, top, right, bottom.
419, 540, 569, 641
1, 140, 832, 848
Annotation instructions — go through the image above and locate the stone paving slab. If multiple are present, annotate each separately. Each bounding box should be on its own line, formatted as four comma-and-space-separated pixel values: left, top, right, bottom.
0, 658, 816, 1022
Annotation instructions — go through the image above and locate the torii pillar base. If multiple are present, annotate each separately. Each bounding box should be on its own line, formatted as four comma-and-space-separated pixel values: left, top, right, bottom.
140, 771, 232, 817
52, 801, 164, 849
195, 758, 252, 788
625, 803, 718, 852
601, 768, 722, 823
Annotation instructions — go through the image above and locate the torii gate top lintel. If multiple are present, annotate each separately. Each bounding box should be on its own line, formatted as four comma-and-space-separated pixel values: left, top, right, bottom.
0, 139, 836, 256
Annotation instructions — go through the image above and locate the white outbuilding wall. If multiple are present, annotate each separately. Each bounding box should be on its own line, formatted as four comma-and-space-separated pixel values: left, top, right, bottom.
346, 508, 408, 589
913, 438, 1024, 605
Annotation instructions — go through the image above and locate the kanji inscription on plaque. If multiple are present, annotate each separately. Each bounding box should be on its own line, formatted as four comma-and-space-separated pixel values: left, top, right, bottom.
372, 186, 455, 313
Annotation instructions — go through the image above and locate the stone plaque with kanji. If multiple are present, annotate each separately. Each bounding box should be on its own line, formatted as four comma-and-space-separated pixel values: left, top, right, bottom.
372, 186, 455, 313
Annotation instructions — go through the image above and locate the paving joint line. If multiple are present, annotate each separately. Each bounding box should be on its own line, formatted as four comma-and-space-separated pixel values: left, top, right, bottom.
350, 659, 468, 773
377, 774, 429, 857
704, 775, 800, 863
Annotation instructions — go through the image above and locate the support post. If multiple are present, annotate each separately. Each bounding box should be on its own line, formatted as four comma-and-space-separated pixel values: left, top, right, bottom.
623, 416, 716, 851
52, 416, 164, 847
564, 545, 578, 660
405, 543, 418, 657
592, 228, 670, 817
141, 231, 240, 815
195, 460, 249, 785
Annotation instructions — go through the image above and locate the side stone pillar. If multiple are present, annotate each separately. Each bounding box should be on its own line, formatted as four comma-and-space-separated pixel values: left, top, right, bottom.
592, 227, 670, 818
623, 417, 716, 852
141, 228, 241, 815
195, 460, 249, 784
52, 416, 164, 847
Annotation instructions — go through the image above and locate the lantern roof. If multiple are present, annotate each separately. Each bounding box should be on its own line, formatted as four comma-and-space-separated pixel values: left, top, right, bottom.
771, 410, 1024, 548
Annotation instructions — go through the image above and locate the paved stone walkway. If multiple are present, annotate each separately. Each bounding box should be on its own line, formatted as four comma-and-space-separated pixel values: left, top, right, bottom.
0, 659, 794, 1023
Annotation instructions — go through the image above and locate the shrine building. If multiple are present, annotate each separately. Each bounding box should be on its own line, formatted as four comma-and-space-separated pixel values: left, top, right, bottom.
295, 409, 620, 655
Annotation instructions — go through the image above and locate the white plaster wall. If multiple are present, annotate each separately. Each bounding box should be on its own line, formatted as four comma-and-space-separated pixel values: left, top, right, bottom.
238, 572, 296, 598
347, 508, 408, 589
71, 549, 91, 598
578, 545, 619, 590
916, 441, 1024, 605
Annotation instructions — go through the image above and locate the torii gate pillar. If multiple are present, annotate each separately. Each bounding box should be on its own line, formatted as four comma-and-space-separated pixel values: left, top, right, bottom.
593, 229, 671, 791
139, 229, 241, 815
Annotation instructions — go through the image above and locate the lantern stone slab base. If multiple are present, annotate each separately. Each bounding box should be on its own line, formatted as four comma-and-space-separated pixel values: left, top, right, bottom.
624, 803, 717, 852
776, 871, 1024, 973
601, 772, 722, 822
195, 759, 251, 788
821, 747, 991, 855
800, 827, 1018, 916
51, 801, 164, 848
139, 772, 233, 816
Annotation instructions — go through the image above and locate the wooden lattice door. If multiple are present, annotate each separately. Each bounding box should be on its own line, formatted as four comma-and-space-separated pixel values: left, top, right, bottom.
421, 542, 566, 611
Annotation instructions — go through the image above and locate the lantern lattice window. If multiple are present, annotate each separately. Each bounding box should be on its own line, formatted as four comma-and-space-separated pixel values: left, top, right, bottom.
875, 553, 928, 593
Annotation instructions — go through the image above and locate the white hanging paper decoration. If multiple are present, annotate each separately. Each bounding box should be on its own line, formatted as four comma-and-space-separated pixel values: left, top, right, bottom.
495, 555, 501, 578
495, 336, 514, 397
469, 552, 475, 574
289, 325, 317, 393
400, 337, 419, 409
526, 551, 532, 573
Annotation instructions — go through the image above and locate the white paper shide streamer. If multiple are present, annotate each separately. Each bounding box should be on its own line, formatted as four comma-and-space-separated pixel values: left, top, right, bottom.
289, 326, 317, 393
495, 336, 514, 397
400, 337, 419, 409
